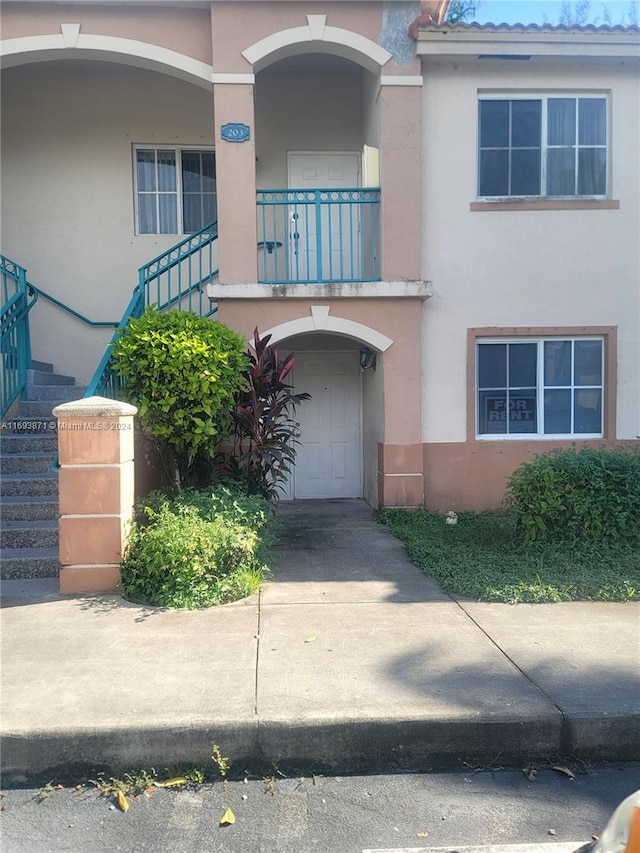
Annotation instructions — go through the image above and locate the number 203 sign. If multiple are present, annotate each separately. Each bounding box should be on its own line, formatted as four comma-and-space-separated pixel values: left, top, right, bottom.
221, 123, 251, 143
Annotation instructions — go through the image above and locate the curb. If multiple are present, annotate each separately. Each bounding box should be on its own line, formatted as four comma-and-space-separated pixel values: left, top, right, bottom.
3, 709, 639, 786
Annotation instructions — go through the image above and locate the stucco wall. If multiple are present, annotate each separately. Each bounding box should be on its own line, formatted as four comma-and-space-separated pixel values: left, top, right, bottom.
421, 60, 640, 443
1, 3, 213, 64
1, 61, 215, 383
362, 356, 385, 506
255, 65, 364, 189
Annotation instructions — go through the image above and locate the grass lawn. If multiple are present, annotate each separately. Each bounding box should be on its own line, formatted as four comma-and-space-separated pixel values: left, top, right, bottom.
379, 508, 640, 604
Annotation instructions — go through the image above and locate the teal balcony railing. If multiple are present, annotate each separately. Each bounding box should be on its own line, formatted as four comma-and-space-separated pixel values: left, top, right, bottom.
1, 256, 37, 418
256, 188, 381, 284
85, 220, 219, 399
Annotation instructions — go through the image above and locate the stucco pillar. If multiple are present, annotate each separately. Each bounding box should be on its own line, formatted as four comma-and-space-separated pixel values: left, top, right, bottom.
53, 397, 137, 594
377, 297, 425, 507
213, 82, 258, 284
379, 83, 422, 282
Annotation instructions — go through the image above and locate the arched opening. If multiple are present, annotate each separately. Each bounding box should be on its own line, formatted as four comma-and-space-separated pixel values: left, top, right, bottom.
0, 34, 213, 89
254, 49, 383, 286
0, 56, 215, 382
242, 17, 392, 74
272, 330, 385, 506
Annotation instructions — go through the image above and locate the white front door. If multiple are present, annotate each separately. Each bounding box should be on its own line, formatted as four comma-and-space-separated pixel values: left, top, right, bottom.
293, 351, 362, 499
288, 152, 360, 281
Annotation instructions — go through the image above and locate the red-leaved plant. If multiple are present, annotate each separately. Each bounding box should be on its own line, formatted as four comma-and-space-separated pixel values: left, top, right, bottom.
217, 329, 311, 499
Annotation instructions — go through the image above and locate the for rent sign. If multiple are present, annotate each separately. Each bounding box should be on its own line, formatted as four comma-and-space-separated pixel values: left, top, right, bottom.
485, 397, 536, 432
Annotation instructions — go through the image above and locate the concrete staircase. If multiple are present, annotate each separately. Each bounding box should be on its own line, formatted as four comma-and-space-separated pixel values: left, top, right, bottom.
1, 361, 86, 580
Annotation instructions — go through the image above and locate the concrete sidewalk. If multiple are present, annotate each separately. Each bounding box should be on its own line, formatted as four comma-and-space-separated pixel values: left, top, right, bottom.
1, 500, 639, 784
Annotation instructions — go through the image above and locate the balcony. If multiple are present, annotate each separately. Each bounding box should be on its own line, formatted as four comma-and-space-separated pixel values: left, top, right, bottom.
256, 188, 381, 285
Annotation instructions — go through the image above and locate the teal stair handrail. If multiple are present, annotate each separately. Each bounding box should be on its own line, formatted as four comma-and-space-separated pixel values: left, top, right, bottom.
85, 220, 219, 400
28, 284, 119, 327
1, 256, 37, 418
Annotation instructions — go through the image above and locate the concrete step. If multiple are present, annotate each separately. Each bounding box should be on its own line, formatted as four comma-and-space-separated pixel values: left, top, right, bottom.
27, 368, 75, 387
0, 473, 58, 497
0, 547, 59, 580
24, 385, 86, 402
1, 416, 57, 433
12, 401, 58, 418
0, 452, 57, 475
29, 360, 54, 373
0, 521, 58, 549
0, 496, 59, 521
0, 433, 58, 453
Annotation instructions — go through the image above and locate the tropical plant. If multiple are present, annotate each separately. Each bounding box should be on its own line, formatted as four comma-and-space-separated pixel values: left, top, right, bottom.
217, 329, 311, 499
120, 484, 271, 608
111, 307, 247, 489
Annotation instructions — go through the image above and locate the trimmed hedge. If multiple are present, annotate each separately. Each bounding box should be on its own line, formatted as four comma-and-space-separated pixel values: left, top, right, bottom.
505, 446, 640, 543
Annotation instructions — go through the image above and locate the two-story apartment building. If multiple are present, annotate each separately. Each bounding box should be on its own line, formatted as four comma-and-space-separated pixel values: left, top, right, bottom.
1, 0, 638, 511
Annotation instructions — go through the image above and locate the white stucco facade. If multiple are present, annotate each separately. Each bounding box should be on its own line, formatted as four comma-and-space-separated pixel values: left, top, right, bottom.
420, 58, 639, 442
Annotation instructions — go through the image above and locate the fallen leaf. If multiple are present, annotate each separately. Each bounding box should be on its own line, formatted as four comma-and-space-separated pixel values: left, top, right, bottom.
220, 807, 235, 826
417, 831, 429, 838
156, 777, 188, 788
304, 635, 316, 643
552, 765, 576, 780
116, 791, 129, 812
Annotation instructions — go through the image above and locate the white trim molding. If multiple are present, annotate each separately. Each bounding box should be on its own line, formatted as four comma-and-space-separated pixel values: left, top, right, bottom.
211, 72, 255, 85
206, 281, 432, 300
380, 75, 423, 87
242, 14, 392, 73
0, 30, 214, 89
260, 305, 394, 352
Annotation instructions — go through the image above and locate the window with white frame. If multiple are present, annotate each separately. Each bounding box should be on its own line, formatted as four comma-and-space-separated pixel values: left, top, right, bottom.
478, 95, 607, 198
476, 337, 604, 437
134, 147, 217, 235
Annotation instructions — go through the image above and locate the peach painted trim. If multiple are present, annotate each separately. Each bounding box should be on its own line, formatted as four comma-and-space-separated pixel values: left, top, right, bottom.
470, 199, 620, 212
466, 326, 617, 442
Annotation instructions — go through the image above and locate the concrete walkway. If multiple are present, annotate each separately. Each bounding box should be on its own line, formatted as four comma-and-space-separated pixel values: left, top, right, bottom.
1, 500, 639, 784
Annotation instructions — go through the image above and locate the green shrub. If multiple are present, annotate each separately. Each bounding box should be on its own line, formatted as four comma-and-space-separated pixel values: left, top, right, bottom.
505, 446, 640, 543
120, 484, 271, 608
111, 308, 248, 488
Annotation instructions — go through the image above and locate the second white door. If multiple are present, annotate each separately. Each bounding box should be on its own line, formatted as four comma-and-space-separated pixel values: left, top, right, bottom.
293, 350, 362, 499
288, 152, 360, 281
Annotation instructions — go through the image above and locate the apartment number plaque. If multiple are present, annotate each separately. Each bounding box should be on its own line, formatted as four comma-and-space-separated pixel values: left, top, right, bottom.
221, 123, 250, 142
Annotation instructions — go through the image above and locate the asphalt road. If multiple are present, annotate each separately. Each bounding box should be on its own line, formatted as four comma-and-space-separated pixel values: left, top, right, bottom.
1, 762, 638, 853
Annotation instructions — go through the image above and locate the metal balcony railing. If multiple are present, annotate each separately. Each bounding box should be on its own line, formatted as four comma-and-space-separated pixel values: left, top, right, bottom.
256, 187, 381, 284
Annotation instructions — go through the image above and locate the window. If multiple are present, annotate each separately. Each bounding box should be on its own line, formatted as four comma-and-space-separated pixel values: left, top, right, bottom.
134, 147, 217, 235
478, 96, 607, 198
476, 337, 604, 437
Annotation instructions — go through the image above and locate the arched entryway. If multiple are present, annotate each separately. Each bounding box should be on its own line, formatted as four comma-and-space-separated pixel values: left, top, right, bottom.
247, 309, 391, 506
